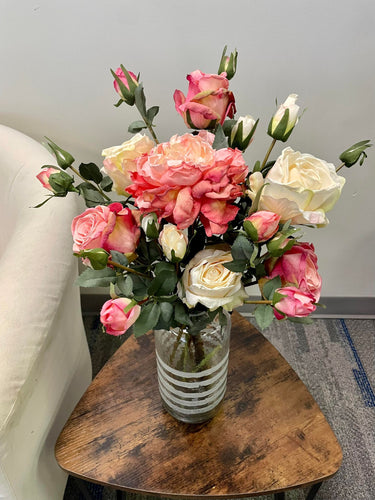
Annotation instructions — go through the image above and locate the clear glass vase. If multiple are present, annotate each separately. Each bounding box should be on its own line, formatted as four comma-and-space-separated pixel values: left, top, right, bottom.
154, 310, 231, 424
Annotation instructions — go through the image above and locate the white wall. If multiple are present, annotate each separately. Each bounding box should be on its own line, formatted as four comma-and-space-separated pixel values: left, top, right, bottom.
1, 0, 374, 297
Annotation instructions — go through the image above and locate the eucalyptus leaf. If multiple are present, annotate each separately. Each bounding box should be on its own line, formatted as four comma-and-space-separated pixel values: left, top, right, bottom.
110, 251, 129, 267
223, 259, 248, 272
231, 234, 254, 261
116, 274, 133, 296
128, 120, 147, 133
134, 83, 147, 117
174, 302, 193, 327
146, 106, 159, 123
77, 183, 106, 207
212, 124, 228, 150
100, 176, 114, 192
263, 276, 282, 300
148, 270, 177, 296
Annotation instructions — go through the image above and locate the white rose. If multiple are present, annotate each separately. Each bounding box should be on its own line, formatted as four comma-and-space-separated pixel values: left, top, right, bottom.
159, 224, 188, 261
102, 133, 154, 195
270, 94, 299, 137
178, 248, 248, 311
254, 147, 345, 226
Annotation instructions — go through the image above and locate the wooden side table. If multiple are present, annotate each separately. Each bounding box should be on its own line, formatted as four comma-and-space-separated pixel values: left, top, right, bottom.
55, 311, 342, 499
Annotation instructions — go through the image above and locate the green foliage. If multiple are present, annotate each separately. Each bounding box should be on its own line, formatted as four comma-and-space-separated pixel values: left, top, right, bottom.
75, 249, 109, 270
100, 176, 113, 192
262, 276, 282, 300
254, 304, 275, 330
128, 120, 147, 133
133, 302, 161, 337
75, 267, 117, 287
79, 163, 103, 184
77, 182, 107, 207
48, 171, 75, 196
174, 302, 193, 328
110, 251, 129, 267
212, 124, 228, 150
339, 140, 372, 168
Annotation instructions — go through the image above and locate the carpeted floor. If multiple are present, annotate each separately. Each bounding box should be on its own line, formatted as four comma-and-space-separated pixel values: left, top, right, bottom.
63, 315, 375, 500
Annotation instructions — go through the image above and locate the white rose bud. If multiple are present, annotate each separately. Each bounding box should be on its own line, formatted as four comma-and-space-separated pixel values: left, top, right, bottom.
268, 94, 299, 142
141, 213, 159, 239
158, 224, 188, 261
229, 115, 258, 151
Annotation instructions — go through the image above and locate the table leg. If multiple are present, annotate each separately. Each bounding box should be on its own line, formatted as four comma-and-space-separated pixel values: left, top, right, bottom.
306, 481, 323, 499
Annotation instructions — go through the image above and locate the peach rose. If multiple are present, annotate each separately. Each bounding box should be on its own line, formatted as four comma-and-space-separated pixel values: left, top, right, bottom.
244, 211, 281, 242
274, 287, 316, 319
71, 203, 140, 254
174, 70, 236, 129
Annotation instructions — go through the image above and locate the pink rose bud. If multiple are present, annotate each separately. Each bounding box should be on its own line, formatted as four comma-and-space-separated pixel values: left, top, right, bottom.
244, 211, 281, 242
100, 298, 141, 336
36, 167, 59, 192
217, 46, 238, 80
273, 286, 316, 319
112, 66, 138, 106
173, 70, 236, 130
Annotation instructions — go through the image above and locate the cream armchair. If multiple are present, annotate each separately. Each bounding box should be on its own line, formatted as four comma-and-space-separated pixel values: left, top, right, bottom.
0, 124, 92, 499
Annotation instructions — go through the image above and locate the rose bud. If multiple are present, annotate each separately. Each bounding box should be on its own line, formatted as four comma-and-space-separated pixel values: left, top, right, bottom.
244, 211, 281, 243
339, 140, 372, 168
158, 223, 188, 261
174, 70, 236, 130
36, 167, 60, 192
141, 213, 160, 239
268, 94, 300, 142
217, 46, 238, 80
273, 286, 316, 319
45, 137, 75, 169
100, 298, 141, 336
229, 115, 258, 151
111, 65, 138, 106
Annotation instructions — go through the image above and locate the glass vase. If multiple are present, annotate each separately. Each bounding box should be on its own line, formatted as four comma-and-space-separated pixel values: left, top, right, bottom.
154, 310, 231, 424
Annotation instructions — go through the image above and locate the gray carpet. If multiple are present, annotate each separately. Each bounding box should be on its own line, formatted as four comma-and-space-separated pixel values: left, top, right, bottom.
63, 315, 375, 500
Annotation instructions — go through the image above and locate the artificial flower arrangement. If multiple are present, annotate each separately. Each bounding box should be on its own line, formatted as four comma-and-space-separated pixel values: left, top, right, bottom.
36, 47, 371, 339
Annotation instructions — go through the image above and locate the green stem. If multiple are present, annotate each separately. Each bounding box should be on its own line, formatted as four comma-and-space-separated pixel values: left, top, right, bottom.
108, 259, 152, 279
192, 345, 222, 373
144, 118, 159, 145
243, 300, 272, 305
170, 328, 184, 365
336, 162, 345, 173
260, 138, 277, 170
69, 166, 111, 201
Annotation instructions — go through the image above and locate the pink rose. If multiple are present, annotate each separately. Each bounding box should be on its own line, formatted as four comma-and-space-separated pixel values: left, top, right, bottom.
266, 242, 322, 302
245, 211, 281, 242
100, 298, 141, 336
113, 67, 138, 98
36, 167, 59, 191
174, 70, 236, 129
71, 203, 140, 254
126, 133, 248, 236
273, 287, 316, 319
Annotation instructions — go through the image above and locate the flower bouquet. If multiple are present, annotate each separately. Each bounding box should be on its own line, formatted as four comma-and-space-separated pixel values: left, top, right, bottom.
36, 47, 370, 423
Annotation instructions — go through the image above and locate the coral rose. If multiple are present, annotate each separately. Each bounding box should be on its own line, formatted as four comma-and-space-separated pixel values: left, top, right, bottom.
100, 298, 141, 336
273, 287, 316, 319
71, 202, 140, 254
174, 70, 236, 129
266, 242, 322, 302
178, 248, 248, 311
102, 134, 154, 195
126, 133, 248, 236
244, 211, 281, 242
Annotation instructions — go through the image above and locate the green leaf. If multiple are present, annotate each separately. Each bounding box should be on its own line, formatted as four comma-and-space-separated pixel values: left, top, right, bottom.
116, 274, 133, 296
254, 304, 275, 330
231, 234, 254, 261
78, 163, 103, 184
339, 139, 372, 167
75, 267, 116, 287
110, 251, 129, 267
174, 302, 193, 327
128, 120, 147, 133
212, 124, 228, 150
223, 259, 248, 272
253, 160, 261, 172
288, 316, 314, 325
222, 119, 237, 137
146, 106, 159, 123
131, 275, 149, 301
243, 220, 259, 242
77, 183, 106, 207
154, 261, 175, 274
158, 301, 174, 325
133, 302, 161, 337
100, 176, 113, 192
148, 270, 178, 296
263, 276, 282, 300
134, 83, 147, 117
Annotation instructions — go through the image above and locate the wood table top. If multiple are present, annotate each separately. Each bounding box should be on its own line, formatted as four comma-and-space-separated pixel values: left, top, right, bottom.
55, 311, 342, 498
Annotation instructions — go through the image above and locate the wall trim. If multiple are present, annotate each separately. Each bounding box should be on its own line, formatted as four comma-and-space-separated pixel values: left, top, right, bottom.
81, 294, 375, 319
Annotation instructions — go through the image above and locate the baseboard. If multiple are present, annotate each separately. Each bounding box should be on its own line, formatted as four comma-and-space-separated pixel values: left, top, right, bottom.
81, 294, 375, 319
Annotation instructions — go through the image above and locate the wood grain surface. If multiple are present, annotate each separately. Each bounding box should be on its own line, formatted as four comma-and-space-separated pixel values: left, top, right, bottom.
55, 311, 342, 498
